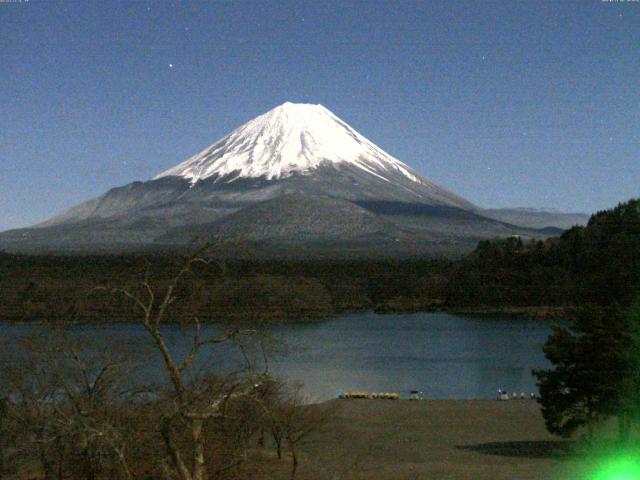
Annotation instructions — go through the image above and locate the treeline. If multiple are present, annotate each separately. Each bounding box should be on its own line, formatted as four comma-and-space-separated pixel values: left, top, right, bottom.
0, 253, 452, 323
447, 199, 640, 312
1, 198, 638, 323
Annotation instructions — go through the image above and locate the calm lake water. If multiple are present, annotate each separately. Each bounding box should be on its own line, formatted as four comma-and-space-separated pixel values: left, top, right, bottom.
0, 312, 559, 401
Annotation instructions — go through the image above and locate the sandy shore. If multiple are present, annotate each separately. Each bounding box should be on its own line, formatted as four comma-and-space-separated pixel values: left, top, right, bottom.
283, 399, 575, 480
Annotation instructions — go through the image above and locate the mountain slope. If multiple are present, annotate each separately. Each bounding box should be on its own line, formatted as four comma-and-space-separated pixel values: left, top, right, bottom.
0, 102, 569, 256
157, 194, 397, 243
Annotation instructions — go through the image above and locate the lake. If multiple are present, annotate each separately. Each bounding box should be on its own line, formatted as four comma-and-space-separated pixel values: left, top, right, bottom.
0, 312, 559, 401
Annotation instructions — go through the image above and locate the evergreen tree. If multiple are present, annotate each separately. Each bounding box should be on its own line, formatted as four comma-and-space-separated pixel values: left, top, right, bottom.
534, 304, 640, 441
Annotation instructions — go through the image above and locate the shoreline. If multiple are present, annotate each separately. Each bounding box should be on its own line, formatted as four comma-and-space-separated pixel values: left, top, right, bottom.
0, 304, 575, 325
373, 303, 574, 320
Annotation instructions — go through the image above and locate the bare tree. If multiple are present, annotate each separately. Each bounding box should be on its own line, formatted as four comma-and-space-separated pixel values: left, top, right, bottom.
1, 326, 143, 480
47, 330, 139, 480
1, 332, 63, 480
257, 382, 335, 480
109, 245, 269, 480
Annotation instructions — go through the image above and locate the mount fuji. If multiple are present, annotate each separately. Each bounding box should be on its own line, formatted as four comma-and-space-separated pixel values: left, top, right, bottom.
0, 102, 584, 256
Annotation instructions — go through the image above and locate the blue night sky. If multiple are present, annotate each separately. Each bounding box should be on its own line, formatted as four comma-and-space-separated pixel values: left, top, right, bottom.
1, 0, 639, 231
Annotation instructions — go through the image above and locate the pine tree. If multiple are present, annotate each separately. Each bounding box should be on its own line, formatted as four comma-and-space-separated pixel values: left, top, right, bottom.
534, 304, 640, 441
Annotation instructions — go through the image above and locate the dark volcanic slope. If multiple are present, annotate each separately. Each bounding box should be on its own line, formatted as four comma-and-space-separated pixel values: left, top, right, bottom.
157, 194, 397, 244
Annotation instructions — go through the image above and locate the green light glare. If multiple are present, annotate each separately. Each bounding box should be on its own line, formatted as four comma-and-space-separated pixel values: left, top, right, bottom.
589, 455, 640, 480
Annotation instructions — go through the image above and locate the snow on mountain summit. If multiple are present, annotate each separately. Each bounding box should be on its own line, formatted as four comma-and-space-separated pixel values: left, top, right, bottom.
154, 102, 424, 185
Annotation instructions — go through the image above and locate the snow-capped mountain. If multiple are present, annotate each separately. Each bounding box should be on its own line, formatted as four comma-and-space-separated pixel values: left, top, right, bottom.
151, 102, 473, 209
156, 102, 422, 185
0, 102, 572, 256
